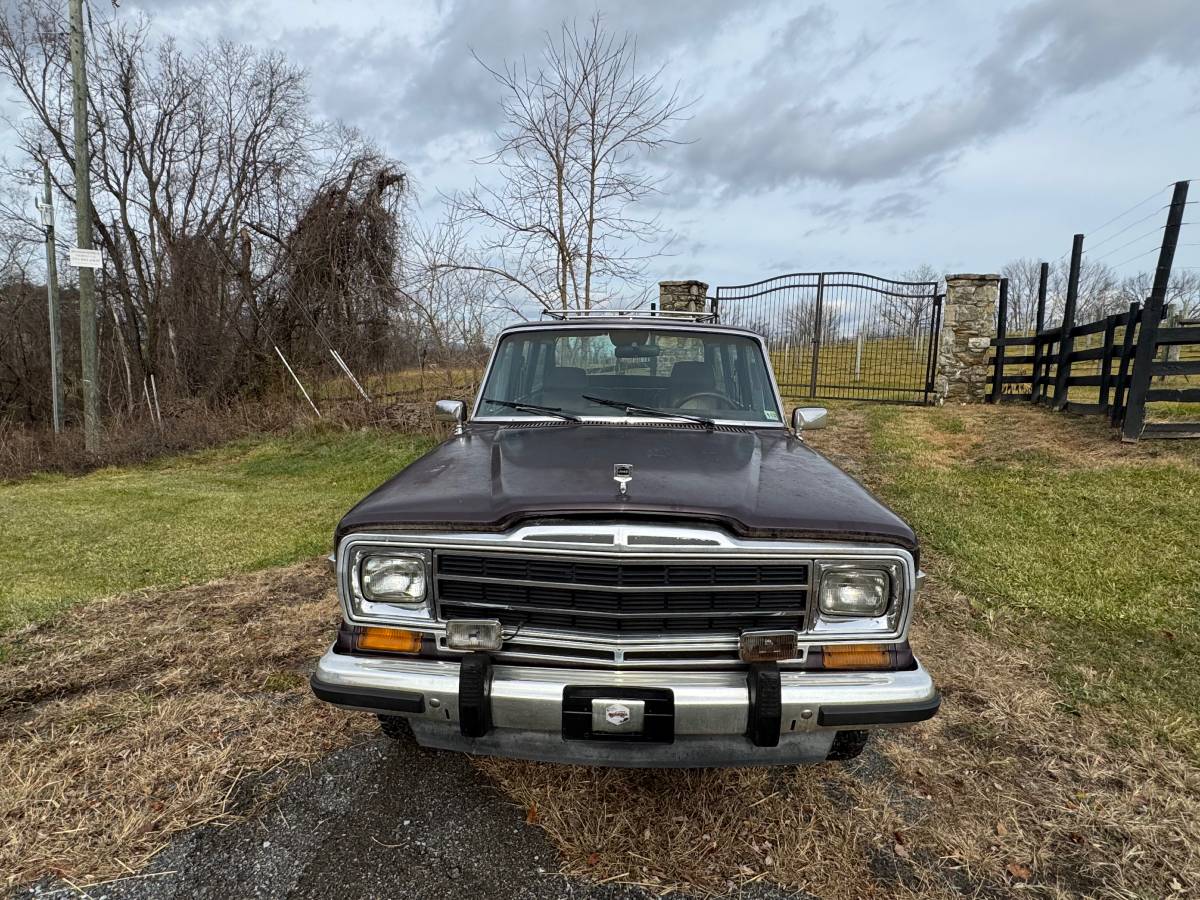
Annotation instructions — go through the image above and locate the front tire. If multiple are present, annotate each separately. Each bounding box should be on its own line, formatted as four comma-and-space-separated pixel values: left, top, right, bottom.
826, 729, 870, 761
378, 714, 413, 741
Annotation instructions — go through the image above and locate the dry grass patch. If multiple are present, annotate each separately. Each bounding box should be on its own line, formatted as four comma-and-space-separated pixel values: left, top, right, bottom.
473, 573, 1200, 898
0, 560, 364, 890
894, 403, 1199, 471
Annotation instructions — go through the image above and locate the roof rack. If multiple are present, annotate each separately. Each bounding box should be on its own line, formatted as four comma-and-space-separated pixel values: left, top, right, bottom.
539, 308, 720, 323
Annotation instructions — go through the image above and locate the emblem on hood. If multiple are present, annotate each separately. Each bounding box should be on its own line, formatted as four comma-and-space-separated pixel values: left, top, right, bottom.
613, 463, 633, 497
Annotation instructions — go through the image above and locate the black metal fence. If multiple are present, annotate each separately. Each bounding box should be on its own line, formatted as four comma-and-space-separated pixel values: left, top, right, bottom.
988, 180, 1200, 440
715, 272, 943, 403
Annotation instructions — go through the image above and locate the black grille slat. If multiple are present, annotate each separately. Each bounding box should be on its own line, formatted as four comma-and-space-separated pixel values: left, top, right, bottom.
435, 552, 809, 638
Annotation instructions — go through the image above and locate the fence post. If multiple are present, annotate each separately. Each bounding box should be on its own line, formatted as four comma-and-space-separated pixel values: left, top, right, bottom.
1121, 180, 1190, 441
1035, 261, 1048, 333
808, 273, 825, 397
1029, 262, 1049, 403
989, 278, 1009, 403
854, 332, 863, 381
1098, 312, 1119, 411
1052, 234, 1084, 410
1110, 301, 1141, 424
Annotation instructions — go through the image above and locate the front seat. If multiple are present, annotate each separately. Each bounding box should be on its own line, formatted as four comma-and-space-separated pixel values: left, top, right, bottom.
667, 361, 716, 405
541, 365, 587, 410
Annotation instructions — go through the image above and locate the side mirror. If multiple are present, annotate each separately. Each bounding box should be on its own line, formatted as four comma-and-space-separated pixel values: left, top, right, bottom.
791, 406, 827, 434
435, 399, 466, 435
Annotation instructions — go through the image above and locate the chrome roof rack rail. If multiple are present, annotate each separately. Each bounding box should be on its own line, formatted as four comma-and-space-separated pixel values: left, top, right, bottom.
539, 308, 720, 323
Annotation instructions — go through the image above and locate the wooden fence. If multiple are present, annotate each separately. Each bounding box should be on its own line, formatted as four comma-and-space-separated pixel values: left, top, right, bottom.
989, 287, 1200, 440
988, 180, 1199, 441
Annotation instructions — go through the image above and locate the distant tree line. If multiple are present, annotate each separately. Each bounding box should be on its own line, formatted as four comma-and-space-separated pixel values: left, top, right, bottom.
999, 257, 1200, 333
0, 7, 685, 431
0, 3, 500, 428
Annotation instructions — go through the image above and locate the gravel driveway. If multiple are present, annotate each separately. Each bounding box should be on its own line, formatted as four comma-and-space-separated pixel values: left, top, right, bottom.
15, 735, 802, 900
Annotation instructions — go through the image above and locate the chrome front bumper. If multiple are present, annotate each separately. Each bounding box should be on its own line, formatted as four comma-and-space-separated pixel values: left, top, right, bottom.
311, 648, 939, 767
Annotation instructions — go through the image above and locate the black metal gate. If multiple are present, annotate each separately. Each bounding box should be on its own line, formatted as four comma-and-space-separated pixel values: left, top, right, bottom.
714, 272, 943, 403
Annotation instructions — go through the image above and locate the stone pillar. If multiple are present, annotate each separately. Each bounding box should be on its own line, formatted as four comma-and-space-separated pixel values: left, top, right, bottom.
658, 279, 709, 313
935, 273, 1000, 403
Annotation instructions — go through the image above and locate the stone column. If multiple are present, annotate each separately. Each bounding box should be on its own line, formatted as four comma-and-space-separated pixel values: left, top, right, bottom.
658, 279, 709, 313
935, 273, 1000, 403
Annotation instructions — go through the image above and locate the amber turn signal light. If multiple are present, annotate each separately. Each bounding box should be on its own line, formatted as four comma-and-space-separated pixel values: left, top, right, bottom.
822, 643, 891, 670
356, 626, 423, 654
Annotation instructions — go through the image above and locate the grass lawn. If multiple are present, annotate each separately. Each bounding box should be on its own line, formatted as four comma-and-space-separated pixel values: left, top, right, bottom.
846, 403, 1200, 749
0, 429, 433, 636
4, 404, 1200, 897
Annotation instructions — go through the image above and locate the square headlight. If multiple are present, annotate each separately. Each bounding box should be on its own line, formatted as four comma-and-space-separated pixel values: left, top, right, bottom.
360, 554, 428, 607
818, 569, 890, 617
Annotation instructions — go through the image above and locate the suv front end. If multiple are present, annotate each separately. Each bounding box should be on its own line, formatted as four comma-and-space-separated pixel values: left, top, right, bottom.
311, 523, 939, 767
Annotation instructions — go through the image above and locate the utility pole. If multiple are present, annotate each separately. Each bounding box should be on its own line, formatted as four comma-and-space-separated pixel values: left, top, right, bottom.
41, 155, 64, 433
69, 0, 100, 451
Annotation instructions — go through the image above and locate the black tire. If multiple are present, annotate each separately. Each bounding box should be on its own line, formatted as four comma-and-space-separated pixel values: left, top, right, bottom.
827, 729, 870, 761
378, 714, 413, 741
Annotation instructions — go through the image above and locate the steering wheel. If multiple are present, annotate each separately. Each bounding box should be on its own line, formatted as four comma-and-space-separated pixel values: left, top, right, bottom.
675, 390, 735, 409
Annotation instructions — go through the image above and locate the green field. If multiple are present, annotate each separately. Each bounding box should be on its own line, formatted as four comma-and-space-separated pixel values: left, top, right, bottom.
771, 336, 934, 401
0, 430, 433, 635
848, 404, 1200, 748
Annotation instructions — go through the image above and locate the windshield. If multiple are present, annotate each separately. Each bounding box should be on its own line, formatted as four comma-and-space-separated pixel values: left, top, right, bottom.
477, 327, 783, 425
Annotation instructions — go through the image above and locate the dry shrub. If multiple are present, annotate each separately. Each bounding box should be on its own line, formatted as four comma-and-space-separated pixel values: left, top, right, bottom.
0, 384, 467, 483
0, 560, 363, 889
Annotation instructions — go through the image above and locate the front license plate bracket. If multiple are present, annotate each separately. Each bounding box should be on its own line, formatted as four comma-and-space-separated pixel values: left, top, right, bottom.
562, 686, 674, 743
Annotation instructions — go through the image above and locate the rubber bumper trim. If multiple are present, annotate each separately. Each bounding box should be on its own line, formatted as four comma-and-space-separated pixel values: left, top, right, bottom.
745, 662, 782, 747
309, 674, 425, 714
459, 651, 494, 738
817, 693, 941, 727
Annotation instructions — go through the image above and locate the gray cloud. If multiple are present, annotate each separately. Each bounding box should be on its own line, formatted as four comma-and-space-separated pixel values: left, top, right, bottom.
7, 0, 1195, 284
681, 0, 1200, 194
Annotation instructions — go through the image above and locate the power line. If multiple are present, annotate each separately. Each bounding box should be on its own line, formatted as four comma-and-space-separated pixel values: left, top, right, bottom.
1084, 183, 1171, 239
1083, 205, 1167, 252
1085, 224, 1165, 264
1105, 225, 1197, 270
1108, 245, 1163, 270
1054, 182, 1186, 263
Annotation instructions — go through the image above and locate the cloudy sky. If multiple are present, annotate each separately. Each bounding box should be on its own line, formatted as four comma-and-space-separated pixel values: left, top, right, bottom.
11, 0, 1200, 289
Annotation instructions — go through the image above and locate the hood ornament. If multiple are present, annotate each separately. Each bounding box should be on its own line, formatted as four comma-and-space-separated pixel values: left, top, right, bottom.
613, 463, 633, 497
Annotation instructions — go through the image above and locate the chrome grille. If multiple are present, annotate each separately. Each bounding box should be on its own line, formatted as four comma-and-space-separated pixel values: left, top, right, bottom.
434, 551, 810, 638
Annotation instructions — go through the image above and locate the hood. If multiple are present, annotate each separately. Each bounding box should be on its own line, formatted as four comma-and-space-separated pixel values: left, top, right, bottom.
336, 423, 916, 551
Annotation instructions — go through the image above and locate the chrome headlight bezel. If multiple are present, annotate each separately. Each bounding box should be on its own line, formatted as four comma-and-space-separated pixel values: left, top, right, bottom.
345, 547, 433, 623
811, 559, 905, 636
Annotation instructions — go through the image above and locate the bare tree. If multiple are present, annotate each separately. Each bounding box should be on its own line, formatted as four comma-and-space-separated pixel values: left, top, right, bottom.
0, 2, 407, 423
447, 14, 688, 311
999, 257, 1044, 334
400, 218, 503, 377
879, 264, 940, 343
1116, 269, 1200, 319
997, 256, 1199, 330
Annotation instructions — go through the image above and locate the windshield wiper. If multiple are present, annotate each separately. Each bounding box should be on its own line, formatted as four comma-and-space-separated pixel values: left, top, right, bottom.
482, 398, 581, 422
581, 394, 715, 431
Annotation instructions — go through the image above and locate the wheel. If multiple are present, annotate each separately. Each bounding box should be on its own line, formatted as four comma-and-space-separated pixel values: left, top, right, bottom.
378, 714, 413, 741
826, 729, 870, 761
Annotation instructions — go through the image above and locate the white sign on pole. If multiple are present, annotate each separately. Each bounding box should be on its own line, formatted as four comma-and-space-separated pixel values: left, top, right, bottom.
69, 247, 102, 268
